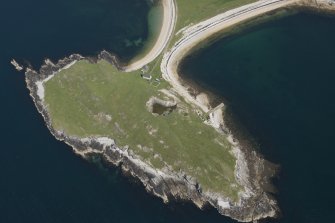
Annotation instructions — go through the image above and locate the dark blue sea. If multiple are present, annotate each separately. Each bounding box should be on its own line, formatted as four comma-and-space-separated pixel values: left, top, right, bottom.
0, 0, 234, 222
180, 10, 335, 223
1, 0, 334, 222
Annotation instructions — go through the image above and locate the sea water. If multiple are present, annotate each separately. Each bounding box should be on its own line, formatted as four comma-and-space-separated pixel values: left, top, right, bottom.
180, 11, 335, 223
0, 0, 234, 222
2, 1, 335, 222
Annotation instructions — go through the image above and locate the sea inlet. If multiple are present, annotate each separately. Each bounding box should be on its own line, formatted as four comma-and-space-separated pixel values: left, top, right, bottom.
180, 10, 335, 223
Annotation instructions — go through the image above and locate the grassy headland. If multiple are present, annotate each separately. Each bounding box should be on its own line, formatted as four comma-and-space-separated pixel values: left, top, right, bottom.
28, 0, 335, 221
40, 0, 302, 205
44, 60, 240, 198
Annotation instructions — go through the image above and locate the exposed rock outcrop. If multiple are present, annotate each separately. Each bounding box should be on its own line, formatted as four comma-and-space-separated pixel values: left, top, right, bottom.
24, 52, 280, 222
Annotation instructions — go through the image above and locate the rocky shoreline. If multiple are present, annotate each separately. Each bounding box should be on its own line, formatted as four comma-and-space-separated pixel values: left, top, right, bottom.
22, 50, 281, 222
22, 0, 335, 221
157, 1, 335, 220
23, 2, 335, 222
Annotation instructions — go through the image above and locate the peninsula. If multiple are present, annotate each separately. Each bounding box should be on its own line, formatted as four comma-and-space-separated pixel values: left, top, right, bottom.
18, 0, 335, 222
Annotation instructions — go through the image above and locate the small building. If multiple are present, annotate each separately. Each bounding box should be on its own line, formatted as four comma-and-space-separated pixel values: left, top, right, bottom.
141, 73, 152, 80
141, 65, 149, 73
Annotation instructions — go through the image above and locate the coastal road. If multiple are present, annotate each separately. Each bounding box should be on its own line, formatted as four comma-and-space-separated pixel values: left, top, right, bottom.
161, 0, 299, 113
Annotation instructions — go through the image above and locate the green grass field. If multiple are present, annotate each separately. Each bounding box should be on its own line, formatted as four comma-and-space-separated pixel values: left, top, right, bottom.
44, 60, 240, 198
175, 0, 257, 33
42, 0, 262, 201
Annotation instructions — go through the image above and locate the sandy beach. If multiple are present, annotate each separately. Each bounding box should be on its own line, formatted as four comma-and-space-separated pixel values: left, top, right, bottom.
124, 0, 176, 72
20, 1, 335, 221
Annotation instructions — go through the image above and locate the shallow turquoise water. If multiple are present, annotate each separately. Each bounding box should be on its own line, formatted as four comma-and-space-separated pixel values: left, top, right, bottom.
180, 11, 335, 223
